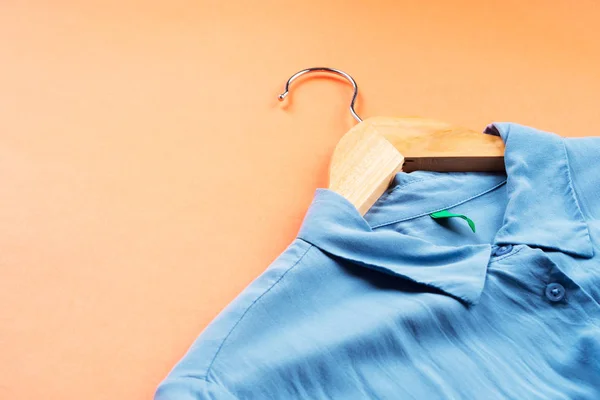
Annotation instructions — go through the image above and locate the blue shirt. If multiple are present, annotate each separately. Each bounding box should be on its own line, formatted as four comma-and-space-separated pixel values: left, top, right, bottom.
156, 123, 600, 399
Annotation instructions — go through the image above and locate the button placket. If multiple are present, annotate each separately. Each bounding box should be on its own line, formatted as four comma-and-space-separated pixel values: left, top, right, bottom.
543, 262, 577, 306
545, 282, 566, 302
492, 244, 513, 257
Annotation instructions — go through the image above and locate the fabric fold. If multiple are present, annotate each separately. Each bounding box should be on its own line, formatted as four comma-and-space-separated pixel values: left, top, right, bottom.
298, 189, 491, 305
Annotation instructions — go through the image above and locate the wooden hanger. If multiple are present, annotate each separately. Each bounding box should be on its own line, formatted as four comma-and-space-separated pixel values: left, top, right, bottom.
278, 68, 505, 215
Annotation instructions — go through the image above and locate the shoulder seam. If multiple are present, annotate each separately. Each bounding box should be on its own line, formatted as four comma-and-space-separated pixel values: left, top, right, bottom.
203, 242, 314, 382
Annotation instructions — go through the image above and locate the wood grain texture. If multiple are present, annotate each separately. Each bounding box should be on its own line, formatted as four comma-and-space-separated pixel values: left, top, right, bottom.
329, 122, 404, 215
371, 116, 505, 172
329, 116, 505, 214
2, 1, 600, 399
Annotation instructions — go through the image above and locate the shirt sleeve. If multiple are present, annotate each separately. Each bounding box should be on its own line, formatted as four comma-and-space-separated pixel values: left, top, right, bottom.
155, 377, 237, 400
154, 239, 314, 399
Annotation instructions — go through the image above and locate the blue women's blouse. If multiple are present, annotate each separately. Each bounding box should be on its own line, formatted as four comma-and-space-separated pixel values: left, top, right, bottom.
156, 123, 600, 399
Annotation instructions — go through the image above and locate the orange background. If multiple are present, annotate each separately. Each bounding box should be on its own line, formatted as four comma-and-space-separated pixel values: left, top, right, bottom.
1, 1, 600, 399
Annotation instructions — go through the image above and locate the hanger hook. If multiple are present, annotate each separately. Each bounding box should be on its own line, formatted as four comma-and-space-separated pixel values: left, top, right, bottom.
278, 67, 363, 123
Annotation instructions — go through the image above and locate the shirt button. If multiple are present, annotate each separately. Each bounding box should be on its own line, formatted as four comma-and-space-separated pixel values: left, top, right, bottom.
492, 244, 513, 257
545, 283, 566, 302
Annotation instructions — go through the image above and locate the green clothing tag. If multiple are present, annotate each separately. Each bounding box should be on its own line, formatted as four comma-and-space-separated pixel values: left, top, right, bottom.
430, 210, 477, 233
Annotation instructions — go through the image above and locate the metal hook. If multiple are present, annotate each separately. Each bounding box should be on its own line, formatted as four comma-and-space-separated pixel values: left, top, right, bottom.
278, 67, 363, 123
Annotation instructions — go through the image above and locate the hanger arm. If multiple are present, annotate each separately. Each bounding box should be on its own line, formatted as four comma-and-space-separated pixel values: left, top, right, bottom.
329, 122, 404, 215
328, 117, 505, 215
277, 67, 505, 215
371, 116, 505, 172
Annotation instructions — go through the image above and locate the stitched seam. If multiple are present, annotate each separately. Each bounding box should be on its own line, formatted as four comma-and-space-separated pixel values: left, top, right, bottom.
489, 245, 525, 263
371, 179, 507, 229
376, 176, 454, 204
170, 376, 239, 399
383, 176, 447, 196
315, 178, 448, 208
203, 244, 313, 381
179, 375, 210, 381
562, 140, 592, 232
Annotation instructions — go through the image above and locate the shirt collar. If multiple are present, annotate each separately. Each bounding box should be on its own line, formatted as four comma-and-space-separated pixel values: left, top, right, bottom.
487, 123, 592, 258
297, 123, 593, 306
